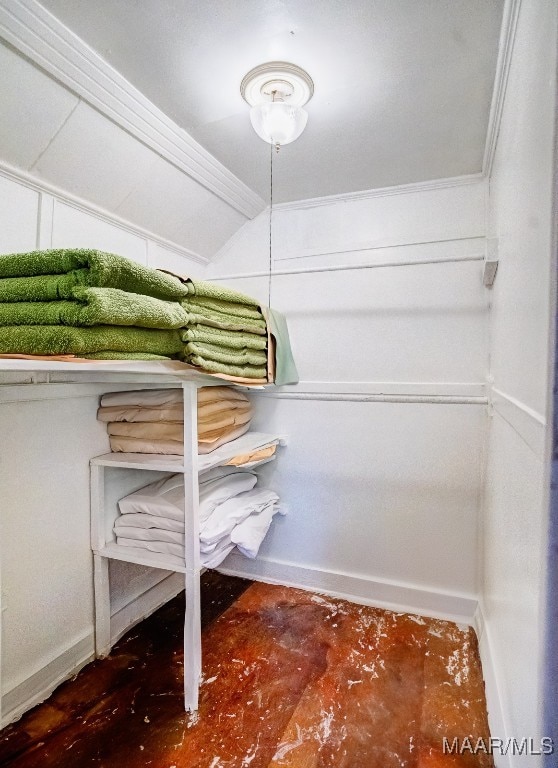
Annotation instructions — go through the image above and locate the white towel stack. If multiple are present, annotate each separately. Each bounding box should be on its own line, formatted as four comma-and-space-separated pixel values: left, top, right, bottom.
97, 386, 253, 455
114, 466, 280, 568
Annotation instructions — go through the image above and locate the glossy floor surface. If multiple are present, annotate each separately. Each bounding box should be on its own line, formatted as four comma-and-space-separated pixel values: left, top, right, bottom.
0, 574, 493, 767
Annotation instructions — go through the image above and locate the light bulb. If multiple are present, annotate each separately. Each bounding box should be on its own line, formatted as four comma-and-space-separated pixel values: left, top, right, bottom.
249, 102, 308, 147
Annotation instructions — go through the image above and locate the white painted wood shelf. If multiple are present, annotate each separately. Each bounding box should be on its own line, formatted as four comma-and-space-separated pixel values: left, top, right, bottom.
89, 380, 285, 714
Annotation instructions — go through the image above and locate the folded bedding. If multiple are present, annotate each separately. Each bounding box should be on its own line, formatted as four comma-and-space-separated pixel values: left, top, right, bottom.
115, 526, 184, 545
200, 488, 279, 548
97, 404, 184, 423
180, 326, 267, 351
106, 409, 252, 442
185, 355, 267, 380
117, 537, 185, 559
109, 436, 186, 455
99, 386, 250, 409
183, 280, 261, 308
0, 249, 188, 301
0, 325, 182, 356
110, 422, 251, 455
114, 512, 185, 532
231, 501, 281, 559
183, 341, 267, 367
0, 287, 187, 329
118, 470, 258, 523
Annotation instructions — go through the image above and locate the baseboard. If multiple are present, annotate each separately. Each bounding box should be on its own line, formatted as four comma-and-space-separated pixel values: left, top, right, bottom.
1, 631, 94, 728
1, 574, 184, 727
110, 572, 184, 647
475, 602, 512, 768
218, 553, 478, 625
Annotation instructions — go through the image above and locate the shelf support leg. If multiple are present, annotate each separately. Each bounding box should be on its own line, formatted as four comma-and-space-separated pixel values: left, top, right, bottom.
182, 382, 201, 712
93, 554, 111, 657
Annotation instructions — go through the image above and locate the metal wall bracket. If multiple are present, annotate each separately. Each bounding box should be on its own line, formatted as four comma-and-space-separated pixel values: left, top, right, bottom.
483, 238, 499, 287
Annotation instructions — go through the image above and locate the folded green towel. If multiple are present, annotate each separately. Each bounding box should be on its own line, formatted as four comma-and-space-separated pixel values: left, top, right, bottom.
185, 354, 267, 379
0, 326, 182, 356
0, 287, 188, 329
184, 296, 264, 320
185, 280, 261, 308
181, 325, 267, 350
0, 249, 188, 301
182, 306, 267, 335
83, 352, 172, 360
184, 341, 267, 367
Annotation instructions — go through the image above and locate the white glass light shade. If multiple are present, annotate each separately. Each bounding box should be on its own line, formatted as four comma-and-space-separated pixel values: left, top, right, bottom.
249, 102, 308, 147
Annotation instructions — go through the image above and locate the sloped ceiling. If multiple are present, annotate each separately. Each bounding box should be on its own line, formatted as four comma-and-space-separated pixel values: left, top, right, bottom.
0, 0, 506, 258
37, 0, 505, 200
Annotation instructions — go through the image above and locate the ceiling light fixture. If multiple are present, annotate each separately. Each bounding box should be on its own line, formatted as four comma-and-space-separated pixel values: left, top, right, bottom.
241, 61, 314, 151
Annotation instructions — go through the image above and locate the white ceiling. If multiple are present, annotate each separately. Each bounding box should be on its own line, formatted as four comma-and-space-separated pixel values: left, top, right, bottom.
39, 0, 504, 203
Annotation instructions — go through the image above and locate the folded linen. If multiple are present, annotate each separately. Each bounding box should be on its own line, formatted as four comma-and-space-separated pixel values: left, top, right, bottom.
183, 280, 261, 308
182, 307, 267, 335
98, 404, 184, 423
185, 355, 267, 380
231, 501, 281, 558
185, 296, 264, 321
0, 287, 188, 329
100, 386, 250, 408
117, 536, 184, 559
118, 470, 258, 523
200, 488, 279, 548
114, 512, 184, 532
0, 249, 187, 301
184, 341, 267, 367
106, 409, 251, 441
108, 422, 183, 442
181, 326, 267, 351
114, 525, 184, 545
84, 352, 172, 360
197, 433, 279, 473
224, 444, 277, 467
109, 436, 185, 455
0, 325, 182, 356
110, 422, 251, 454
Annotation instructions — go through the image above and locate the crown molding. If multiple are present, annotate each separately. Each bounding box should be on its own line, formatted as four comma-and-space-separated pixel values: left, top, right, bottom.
482, 0, 522, 177
274, 174, 486, 212
0, 160, 209, 264
0, 0, 266, 220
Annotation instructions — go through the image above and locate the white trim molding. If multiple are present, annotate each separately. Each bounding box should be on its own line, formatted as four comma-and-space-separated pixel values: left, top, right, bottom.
490, 386, 546, 459
1, 630, 94, 728
0, 0, 265, 220
219, 553, 478, 626
274, 174, 485, 212
482, 0, 522, 178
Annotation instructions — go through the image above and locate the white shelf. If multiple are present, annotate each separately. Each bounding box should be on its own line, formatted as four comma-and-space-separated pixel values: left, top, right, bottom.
95, 541, 188, 573
90, 381, 286, 714
91, 453, 185, 472
91, 431, 286, 473
0, 359, 269, 387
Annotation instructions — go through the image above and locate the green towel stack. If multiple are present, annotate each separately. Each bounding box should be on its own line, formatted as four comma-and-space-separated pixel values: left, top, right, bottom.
181, 280, 268, 379
0, 249, 186, 359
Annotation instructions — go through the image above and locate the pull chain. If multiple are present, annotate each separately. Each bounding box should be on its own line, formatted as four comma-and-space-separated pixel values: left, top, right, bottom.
268, 139, 274, 309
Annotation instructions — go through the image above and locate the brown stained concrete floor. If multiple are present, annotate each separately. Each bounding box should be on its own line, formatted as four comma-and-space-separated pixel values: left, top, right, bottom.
0, 572, 493, 767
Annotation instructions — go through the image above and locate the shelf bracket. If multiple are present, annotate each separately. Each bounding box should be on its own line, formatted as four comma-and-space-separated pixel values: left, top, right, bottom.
483, 237, 499, 287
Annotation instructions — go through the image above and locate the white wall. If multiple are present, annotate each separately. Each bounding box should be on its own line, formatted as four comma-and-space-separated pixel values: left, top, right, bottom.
209, 179, 489, 618
480, 0, 557, 760
0, 169, 207, 724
